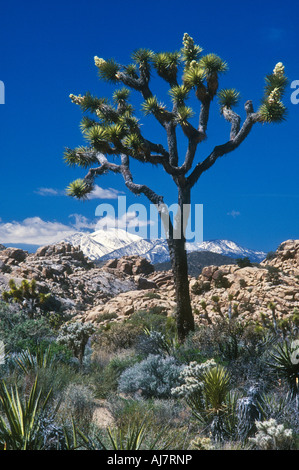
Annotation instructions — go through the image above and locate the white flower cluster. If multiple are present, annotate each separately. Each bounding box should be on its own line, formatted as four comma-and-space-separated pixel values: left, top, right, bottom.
94, 56, 106, 68
268, 87, 281, 104
171, 359, 217, 398
182, 33, 195, 50
273, 62, 285, 77
249, 418, 294, 450
69, 93, 84, 105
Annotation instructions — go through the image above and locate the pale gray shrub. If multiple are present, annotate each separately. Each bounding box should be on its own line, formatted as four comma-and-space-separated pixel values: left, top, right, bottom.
118, 354, 184, 399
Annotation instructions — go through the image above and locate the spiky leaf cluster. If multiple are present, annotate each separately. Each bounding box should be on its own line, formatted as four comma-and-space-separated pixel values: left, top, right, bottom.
123, 133, 145, 157
183, 61, 205, 89
175, 106, 194, 125
142, 96, 165, 116
131, 48, 154, 81
70, 92, 108, 114
63, 147, 99, 168
217, 88, 241, 113
258, 62, 287, 123
83, 125, 112, 153
66, 179, 93, 200
152, 52, 180, 84
169, 85, 190, 106
131, 48, 154, 66
113, 87, 130, 104
94, 57, 120, 83
198, 54, 228, 76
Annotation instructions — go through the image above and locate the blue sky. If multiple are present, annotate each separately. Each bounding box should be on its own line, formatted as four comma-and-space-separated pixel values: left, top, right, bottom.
0, 0, 298, 253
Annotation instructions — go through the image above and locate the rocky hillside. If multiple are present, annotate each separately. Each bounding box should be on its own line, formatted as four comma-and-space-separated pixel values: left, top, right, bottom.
0, 239, 298, 330
0, 243, 152, 315
84, 239, 299, 327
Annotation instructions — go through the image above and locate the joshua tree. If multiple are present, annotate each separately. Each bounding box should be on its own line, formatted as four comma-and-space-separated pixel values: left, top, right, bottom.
64, 33, 287, 342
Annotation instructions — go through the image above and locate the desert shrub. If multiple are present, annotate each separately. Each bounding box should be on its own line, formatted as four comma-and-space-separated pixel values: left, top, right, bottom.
107, 395, 190, 430
93, 309, 177, 356
136, 328, 180, 357
0, 302, 55, 353
249, 418, 294, 450
258, 390, 299, 431
236, 257, 252, 268
144, 292, 161, 300
118, 354, 184, 399
265, 251, 276, 261
93, 322, 144, 353
94, 353, 138, 399
214, 274, 231, 289
191, 280, 210, 295
84, 413, 180, 450
265, 266, 281, 285
59, 384, 96, 432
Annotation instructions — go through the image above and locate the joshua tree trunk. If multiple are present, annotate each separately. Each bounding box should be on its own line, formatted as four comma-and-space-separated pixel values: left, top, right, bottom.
165, 185, 195, 342
168, 236, 194, 342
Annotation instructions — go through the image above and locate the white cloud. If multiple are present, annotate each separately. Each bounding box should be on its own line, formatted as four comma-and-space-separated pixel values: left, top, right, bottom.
0, 212, 154, 247
69, 214, 97, 231
35, 187, 65, 196
87, 185, 124, 200
227, 210, 240, 218
95, 211, 154, 230
0, 217, 77, 245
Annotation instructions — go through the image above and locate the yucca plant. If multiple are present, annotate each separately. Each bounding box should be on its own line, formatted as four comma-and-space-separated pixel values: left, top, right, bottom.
172, 360, 237, 441
268, 340, 299, 399
0, 376, 52, 450
12, 345, 56, 375
89, 415, 174, 450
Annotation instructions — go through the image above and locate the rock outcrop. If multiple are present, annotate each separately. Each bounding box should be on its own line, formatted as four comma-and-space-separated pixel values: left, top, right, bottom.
0, 239, 298, 329
83, 239, 299, 327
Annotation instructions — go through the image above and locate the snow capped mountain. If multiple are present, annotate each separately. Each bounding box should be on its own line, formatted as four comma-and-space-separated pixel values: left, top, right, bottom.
62, 228, 266, 264
185, 239, 266, 263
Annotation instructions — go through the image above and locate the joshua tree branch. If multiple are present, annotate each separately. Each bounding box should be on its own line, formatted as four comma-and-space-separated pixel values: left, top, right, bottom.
187, 101, 260, 188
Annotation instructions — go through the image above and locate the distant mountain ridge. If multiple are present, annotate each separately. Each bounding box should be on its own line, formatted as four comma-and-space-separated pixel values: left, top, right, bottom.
155, 251, 237, 277
62, 228, 266, 264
